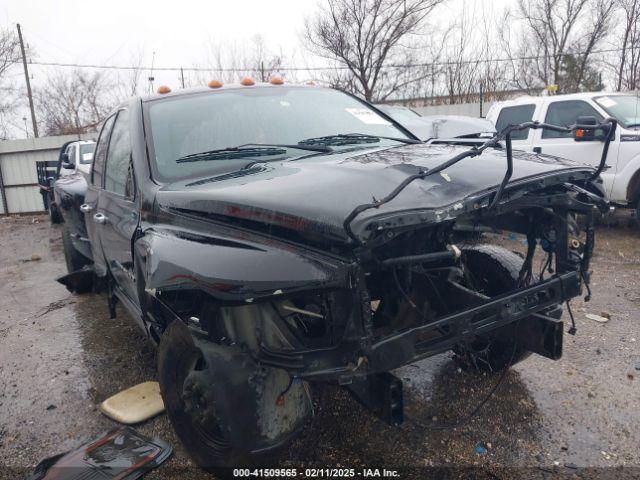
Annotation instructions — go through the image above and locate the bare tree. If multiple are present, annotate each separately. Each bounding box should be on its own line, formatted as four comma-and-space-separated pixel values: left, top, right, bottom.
498, 8, 545, 92
614, 0, 640, 90
0, 26, 25, 139
503, 0, 614, 93
568, 0, 615, 90
36, 70, 114, 136
200, 35, 288, 85
442, 17, 480, 103
111, 47, 146, 102
249, 35, 285, 82
414, 2, 512, 106
305, 0, 444, 101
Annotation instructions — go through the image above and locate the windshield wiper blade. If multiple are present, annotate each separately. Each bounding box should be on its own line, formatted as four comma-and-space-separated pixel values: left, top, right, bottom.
176, 146, 288, 163
238, 142, 333, 153
176, 143, 333, 164
298, 133, 420, 147
299, 134, 379, 147
343, 133, 421, 144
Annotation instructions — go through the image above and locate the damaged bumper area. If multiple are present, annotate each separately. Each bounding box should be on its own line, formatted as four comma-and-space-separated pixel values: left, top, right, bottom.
142, 170, 601, 446
258, 270, 580, 380
145, 174, 598, 374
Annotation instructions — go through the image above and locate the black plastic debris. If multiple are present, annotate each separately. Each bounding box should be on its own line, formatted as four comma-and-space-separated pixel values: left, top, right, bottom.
28, 426, 172, 480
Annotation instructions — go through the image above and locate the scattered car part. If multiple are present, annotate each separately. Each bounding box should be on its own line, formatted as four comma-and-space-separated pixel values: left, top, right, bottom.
586, 313, 610, 323
27, 426, 171, 480
100, 381, 165, 424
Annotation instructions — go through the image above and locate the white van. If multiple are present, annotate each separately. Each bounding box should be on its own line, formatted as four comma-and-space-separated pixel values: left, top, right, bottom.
486, 92, 640, 215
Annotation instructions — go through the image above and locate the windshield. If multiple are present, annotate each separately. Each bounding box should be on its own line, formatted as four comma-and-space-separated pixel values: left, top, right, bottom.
146, 87, 411, 181
79, 143, 95, 164
594, 94, 640, 129
377, 105, 422, 123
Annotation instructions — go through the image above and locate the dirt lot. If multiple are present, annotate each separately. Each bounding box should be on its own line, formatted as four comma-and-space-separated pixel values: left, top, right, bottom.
0, 214, 639, 479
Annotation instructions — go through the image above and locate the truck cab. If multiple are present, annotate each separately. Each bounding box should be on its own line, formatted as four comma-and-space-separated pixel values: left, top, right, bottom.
486, 92, 640, 216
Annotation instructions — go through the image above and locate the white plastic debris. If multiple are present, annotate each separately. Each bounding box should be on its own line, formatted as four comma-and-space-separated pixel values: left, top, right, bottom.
586, 313, 610, 323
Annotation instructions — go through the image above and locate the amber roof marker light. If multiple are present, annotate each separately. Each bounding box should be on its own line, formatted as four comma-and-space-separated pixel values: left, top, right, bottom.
157, 85, 172, 94
240, 77, 255, 86
269, 76, 284, 85
208, 80, 223, 89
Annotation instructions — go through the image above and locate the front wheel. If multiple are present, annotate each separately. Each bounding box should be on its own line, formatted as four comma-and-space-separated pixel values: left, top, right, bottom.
48, 198, 63, 224
454, 244, 561, 372
157, 321, 274, 474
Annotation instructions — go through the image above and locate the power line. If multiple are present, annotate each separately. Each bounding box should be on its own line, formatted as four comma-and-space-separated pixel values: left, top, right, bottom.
9, 46, 637, 73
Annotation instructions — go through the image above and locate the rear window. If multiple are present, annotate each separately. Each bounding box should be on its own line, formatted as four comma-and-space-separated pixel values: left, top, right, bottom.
495, 104, 536, 140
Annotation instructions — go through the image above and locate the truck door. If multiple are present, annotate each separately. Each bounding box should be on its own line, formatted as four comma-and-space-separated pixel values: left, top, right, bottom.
93, 108, 139, 303
83, 114, 116, 277
494, 103, 537, 151
533, 99, 618, 195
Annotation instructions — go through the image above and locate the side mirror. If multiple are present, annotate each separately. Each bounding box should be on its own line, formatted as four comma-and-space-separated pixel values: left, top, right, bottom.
61, 153, 75, 169
574, 116, 601, 142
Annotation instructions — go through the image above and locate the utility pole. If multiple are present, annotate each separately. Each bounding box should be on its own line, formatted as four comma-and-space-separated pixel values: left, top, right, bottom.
180, 67, 185, 88
16, 24, 38, 138
148, 51, 156, 93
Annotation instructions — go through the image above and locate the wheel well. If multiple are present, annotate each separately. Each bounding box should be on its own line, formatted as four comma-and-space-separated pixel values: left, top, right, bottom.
626, 169, 640, 204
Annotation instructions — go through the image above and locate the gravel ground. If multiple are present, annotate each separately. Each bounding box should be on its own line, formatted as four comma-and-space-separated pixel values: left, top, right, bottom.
0, 214, 638, 479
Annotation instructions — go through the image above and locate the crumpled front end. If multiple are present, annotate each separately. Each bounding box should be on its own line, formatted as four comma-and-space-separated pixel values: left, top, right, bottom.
140, 169, 604, 434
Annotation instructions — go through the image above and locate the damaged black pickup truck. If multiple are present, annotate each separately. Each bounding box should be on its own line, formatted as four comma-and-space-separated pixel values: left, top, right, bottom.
55, 81, 615, 470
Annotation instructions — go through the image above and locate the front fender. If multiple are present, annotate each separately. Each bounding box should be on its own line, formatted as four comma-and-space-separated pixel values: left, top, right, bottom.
611, 151, 640, 204
135, 226, 350, 302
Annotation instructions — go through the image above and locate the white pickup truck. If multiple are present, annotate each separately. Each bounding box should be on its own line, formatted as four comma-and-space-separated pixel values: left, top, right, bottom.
486, 92, 640, 217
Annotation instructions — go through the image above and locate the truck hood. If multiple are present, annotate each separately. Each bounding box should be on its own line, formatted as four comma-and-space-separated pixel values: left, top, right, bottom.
156, 143, 594, 243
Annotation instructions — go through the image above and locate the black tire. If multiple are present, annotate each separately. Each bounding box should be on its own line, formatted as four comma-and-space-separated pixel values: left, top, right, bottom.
636, 198, 640, 229
62, 226, 90, 274
48, 199, 63, 224
454, 244, 560, 372
158, 321, 268, 475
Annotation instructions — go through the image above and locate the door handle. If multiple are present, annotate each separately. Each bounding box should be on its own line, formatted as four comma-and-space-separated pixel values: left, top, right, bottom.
533, 146, 542, 154
93, 212, 108, 224
80, 203, 93, 213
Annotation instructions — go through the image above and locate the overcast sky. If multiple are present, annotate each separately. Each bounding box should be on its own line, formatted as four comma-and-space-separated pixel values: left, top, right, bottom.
1, 0, 509, 137
1, 0, 322, 89
1, 0, 504, 83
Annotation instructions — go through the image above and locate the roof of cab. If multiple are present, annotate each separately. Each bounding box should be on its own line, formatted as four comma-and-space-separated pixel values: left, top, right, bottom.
140, 82, 321, 103
491, 91, 628, 108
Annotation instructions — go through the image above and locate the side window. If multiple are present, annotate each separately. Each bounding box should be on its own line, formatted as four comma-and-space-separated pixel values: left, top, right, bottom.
495, 104, 536, 140
543, 100, 603, 139
104, 109, 133, 197
92, 115, 116, 186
